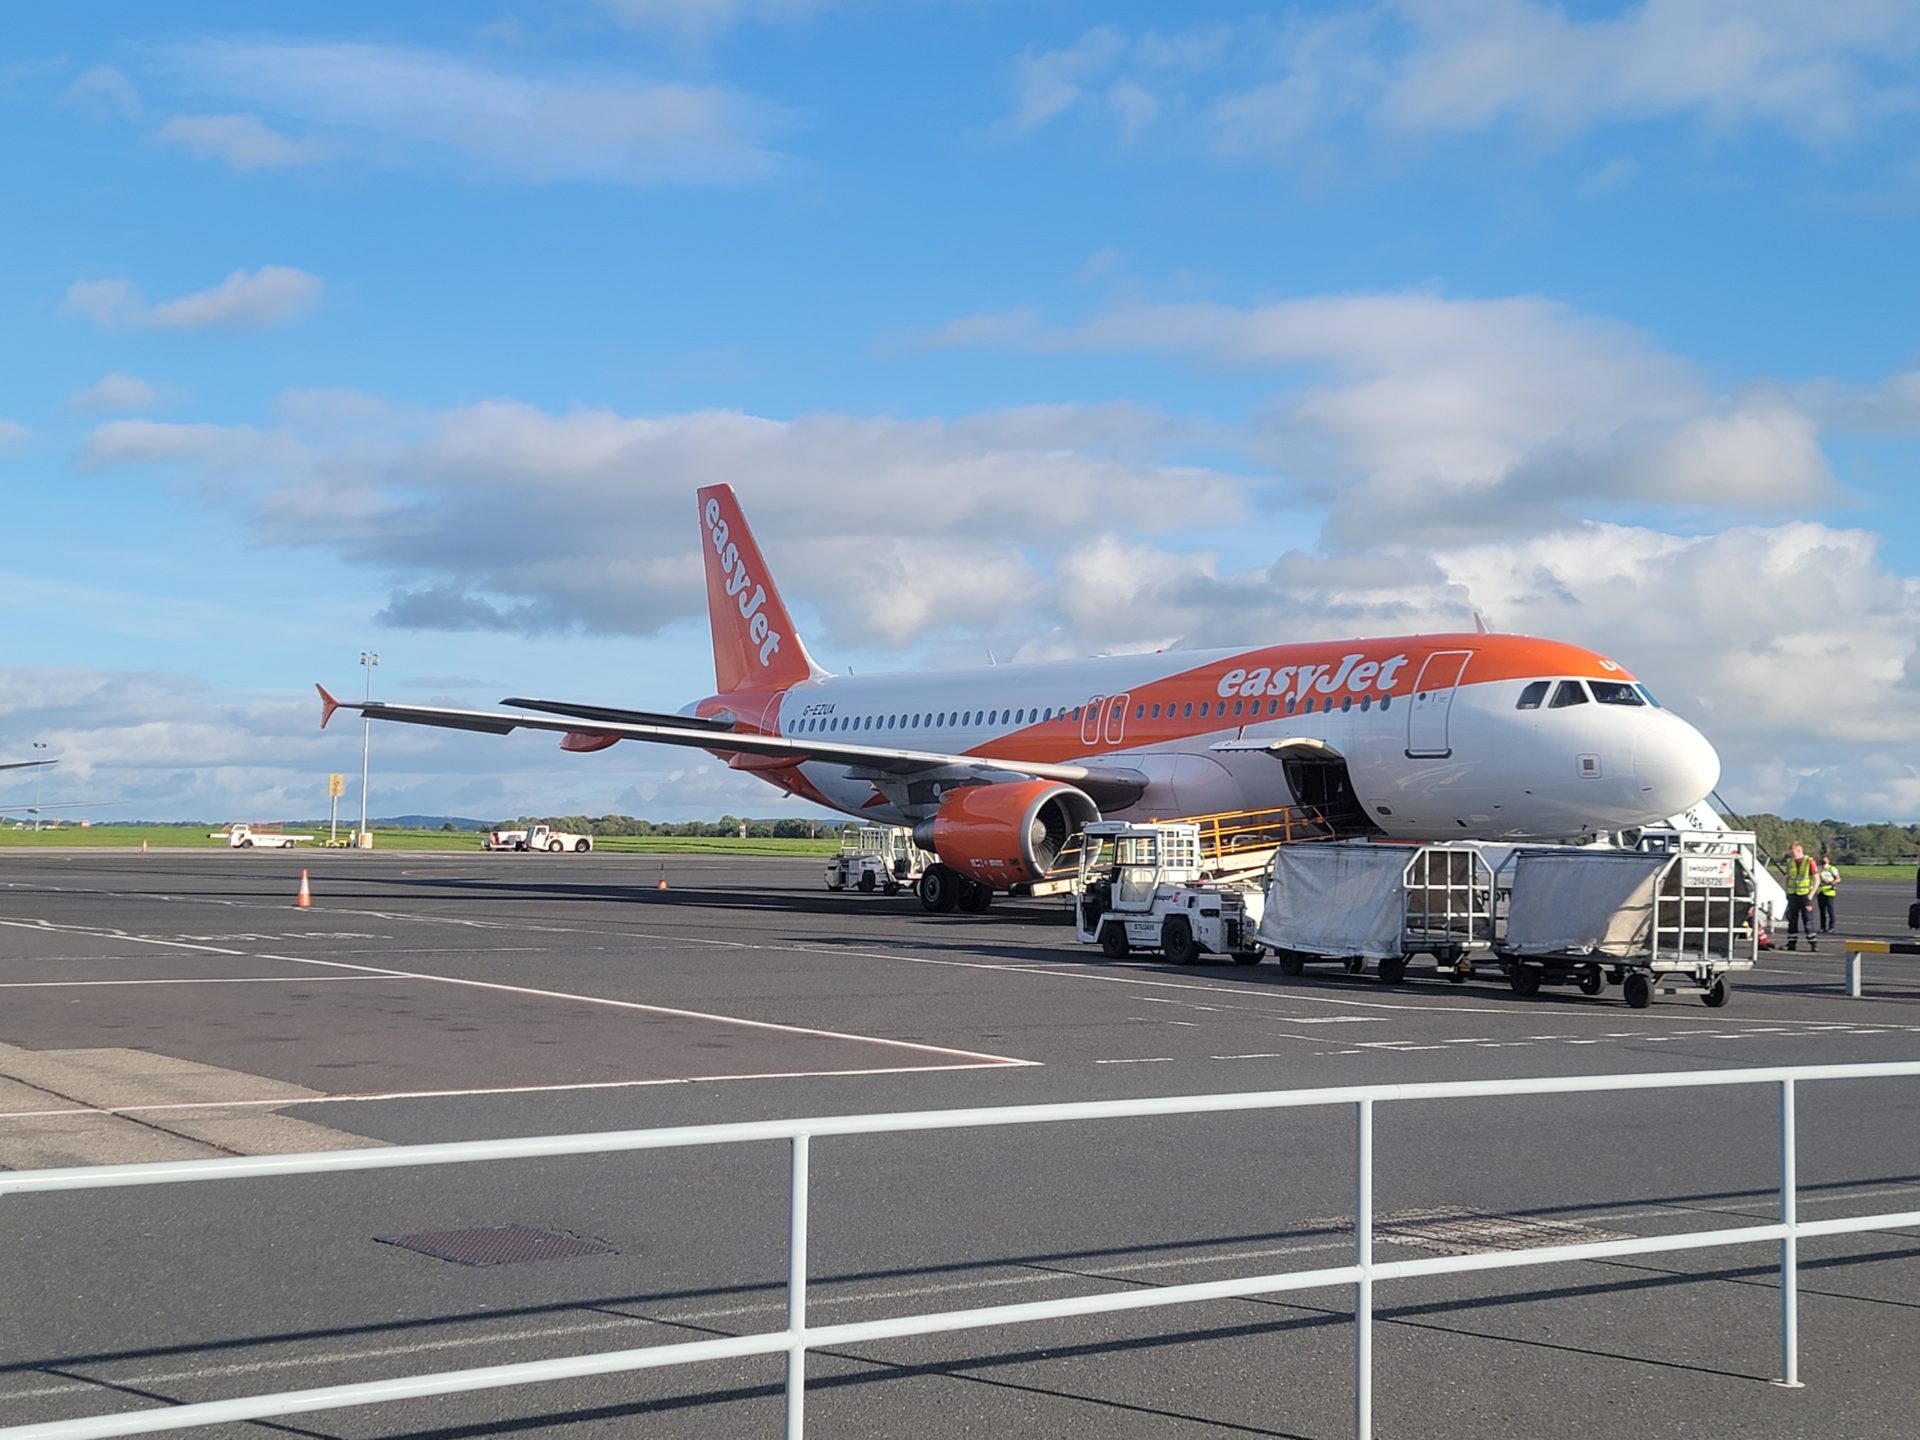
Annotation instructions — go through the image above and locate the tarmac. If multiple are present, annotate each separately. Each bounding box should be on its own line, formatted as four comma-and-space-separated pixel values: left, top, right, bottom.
1, 848, 1917, 1438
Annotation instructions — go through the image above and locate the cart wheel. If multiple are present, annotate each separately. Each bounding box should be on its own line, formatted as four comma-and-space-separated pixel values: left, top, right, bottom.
1446, 962, 1468, 984
1161, 915, 1201, 965
1379, 955, 1407, 986
1100, 923, 1131, 959
1577, 966, 1604, 996
1344, 958, 1365, 976
1231, 949, 1265, 967
1277, 950, 1305, 976
1623, 973, 1653, 1009
826, 877, 843, 891
1702, 976, 1731, 1008
884, 882, 900, 896
1508, 967, 1541, 997
858, 871, 876, 893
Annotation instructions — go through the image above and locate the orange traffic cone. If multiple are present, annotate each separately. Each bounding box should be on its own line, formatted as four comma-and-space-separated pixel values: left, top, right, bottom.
655, 863, 669, 891
295, 869, 312, 909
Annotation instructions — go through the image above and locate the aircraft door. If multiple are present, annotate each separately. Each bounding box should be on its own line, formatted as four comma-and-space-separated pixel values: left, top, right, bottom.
1405, 650, 1473, 759
1103, 692, 1131, 746
1080, 697, 1105, 747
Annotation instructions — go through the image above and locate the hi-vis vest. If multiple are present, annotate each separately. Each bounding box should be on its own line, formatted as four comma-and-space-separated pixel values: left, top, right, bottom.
1818, 867, 1839, 897
1786, 856, 1816, 896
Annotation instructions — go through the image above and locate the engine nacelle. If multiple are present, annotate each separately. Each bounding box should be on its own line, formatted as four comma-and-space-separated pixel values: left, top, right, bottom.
912, 780, 1100, 887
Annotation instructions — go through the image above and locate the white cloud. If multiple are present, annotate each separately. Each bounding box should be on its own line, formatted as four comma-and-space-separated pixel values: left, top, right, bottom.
59, 62, 140, 122
1004, 4, 1920, 160
78, 395, 1244, 657
596, 0, 837, 43
152, 39, 788, 185
69, 372, 164, 414
0, 664, 820, 825
156, 113, 323, 170
940, 290, 1833, 542
63, 266, 324, 332
0, 420, 29, 449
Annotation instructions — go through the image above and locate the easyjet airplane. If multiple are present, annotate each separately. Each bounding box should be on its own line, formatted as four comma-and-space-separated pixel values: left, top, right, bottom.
319, 484, 1720, 912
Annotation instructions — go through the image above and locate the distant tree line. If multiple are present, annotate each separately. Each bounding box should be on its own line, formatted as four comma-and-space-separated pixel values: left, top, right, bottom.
507, 813, 847, 840
1725, 813, 1920, 865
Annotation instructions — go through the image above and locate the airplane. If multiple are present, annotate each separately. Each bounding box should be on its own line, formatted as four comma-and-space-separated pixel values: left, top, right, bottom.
319, 484, 1721, 913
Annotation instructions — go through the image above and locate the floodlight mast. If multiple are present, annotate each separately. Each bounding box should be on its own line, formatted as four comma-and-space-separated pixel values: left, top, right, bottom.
357, 652, 378, 845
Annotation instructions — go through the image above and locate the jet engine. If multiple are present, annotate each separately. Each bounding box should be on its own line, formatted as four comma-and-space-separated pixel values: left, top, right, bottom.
912, 780, 1100, 887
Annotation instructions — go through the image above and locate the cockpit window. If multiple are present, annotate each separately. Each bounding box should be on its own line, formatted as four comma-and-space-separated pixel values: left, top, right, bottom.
1548, 680, 1590, 708
1636, 685, 1661, 708
1515, 680, 1550, 710
1590, 680, 1644, 706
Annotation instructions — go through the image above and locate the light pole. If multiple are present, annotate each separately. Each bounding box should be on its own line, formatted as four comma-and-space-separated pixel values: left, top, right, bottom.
358, 651, 379, 845
31, 742, 47, 832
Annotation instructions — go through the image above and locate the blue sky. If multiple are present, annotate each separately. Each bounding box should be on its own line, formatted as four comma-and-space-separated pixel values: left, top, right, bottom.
3, 0, 1919, 824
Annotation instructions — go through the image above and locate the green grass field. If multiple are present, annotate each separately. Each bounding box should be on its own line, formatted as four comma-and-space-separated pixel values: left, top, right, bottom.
1835, 864, 1920, 880
0, 824, 836, 857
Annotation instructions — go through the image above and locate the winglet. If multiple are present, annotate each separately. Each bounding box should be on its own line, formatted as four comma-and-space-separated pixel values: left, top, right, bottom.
317, 683, 342, 729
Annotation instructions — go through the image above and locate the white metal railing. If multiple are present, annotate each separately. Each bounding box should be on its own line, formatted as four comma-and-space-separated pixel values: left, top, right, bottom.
4, 1061, 1919, 1439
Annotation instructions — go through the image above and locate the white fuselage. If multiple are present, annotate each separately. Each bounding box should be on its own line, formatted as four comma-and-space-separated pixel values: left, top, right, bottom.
747, 636, 1719, 841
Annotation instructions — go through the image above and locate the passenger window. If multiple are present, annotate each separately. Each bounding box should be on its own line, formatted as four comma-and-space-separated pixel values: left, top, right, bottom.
1135, 704, 1145, 719
1182, 701, 1193, 718
1381, 695, 1391, 711
1072, 707, 1082, 721
1590, 681, 1644, 706
1549, 681, 1590, 708
1233, 700, 1243, 716
1199, 702, 1210, 717
1341, 695, 1351, 712
1516, 681, 1550, 710
1359, 695, 1370, 711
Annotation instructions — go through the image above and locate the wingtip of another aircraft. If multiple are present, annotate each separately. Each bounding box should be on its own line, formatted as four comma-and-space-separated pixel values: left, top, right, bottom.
316, 683, 340, 729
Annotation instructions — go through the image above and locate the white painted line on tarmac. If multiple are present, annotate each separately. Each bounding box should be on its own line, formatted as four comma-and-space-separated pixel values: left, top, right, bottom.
0, 1061, 1016, 1121
249, 951, 1038, 1070
0, 976, 390, 989
1093, 1057, 1175, 1065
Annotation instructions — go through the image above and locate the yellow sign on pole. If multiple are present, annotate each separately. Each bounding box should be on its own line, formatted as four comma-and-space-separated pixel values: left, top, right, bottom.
328, 773, 345, 798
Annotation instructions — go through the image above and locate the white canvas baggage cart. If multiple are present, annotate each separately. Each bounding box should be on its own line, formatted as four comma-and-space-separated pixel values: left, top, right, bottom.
1256, 841, 1497, 985
1497, 842, 1758, 1009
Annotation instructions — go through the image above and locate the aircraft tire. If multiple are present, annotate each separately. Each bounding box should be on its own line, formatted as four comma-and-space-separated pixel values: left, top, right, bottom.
918, 865, 960, 914
959, 879, 994, 913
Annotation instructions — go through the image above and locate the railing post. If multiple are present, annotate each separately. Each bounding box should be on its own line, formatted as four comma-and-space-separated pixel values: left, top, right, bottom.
1355, 1098, 1374, 1439
1774, 1079, 1803, 1388
787, 1134, 811, 1436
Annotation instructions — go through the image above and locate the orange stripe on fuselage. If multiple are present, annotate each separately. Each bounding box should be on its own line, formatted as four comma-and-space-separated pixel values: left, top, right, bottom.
967, 632, 1632, 765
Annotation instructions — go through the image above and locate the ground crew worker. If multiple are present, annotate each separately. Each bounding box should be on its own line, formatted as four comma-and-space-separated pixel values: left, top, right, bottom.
1781, 841, 1819, 951
1816, 852, 1840, 934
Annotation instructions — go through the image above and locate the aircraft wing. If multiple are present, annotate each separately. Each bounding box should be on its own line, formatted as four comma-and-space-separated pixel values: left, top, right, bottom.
318, 686, 1147, 805
0, 759, 57, 772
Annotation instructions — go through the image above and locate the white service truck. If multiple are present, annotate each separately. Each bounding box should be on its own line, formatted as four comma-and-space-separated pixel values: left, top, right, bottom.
213, 824, 313, 850
518, 825, 593, 853
824, 826, 929, 894
482, 828, 528, 851
1072, 820, 1265, 965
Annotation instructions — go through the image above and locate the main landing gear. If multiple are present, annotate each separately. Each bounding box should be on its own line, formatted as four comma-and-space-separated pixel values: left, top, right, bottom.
917, 863, 993, 915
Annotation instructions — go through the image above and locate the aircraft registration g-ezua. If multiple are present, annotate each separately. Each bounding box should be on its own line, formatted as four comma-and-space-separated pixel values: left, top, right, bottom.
319, 484, 1720, 912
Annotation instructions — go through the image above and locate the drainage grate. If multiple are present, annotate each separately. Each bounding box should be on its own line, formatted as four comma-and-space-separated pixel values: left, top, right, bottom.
376, 1225, 616, 1267
1375, 1205, 1629, 1255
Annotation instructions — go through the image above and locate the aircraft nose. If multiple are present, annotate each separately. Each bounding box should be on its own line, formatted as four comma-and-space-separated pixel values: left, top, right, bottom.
1634, 715, 1721, 815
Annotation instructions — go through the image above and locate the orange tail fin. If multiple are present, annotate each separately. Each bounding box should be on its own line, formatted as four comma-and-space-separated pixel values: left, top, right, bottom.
696, 484, 822, 694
